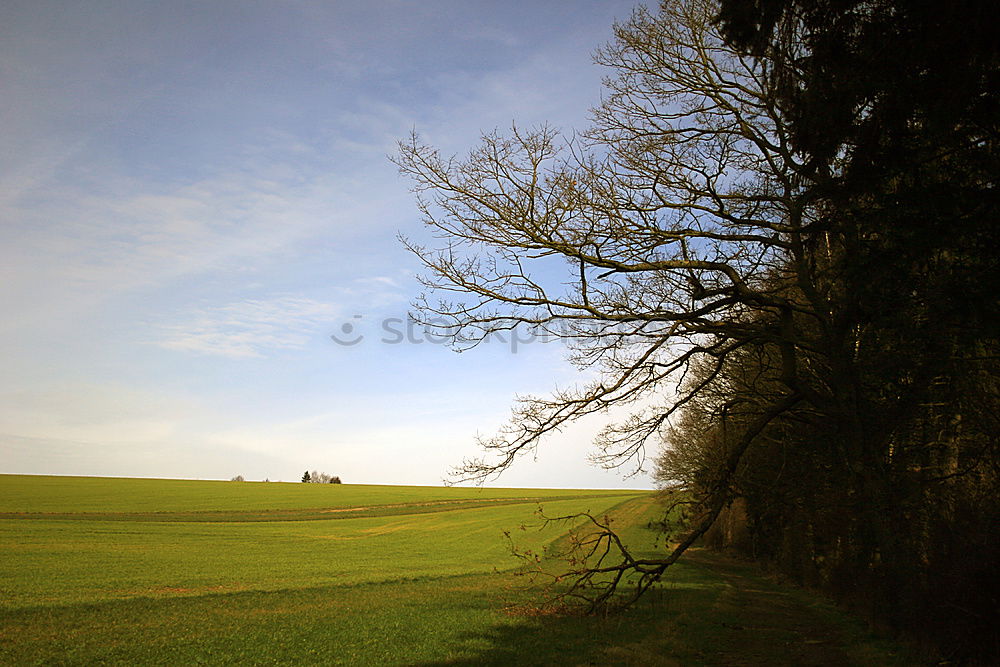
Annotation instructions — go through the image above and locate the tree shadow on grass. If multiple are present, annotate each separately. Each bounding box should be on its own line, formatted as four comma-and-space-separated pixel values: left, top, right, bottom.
415, 551, 920, 667
0, 552, 919, 666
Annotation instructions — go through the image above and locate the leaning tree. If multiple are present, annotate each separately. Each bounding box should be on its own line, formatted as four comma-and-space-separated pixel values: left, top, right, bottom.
395, 0, 850, 608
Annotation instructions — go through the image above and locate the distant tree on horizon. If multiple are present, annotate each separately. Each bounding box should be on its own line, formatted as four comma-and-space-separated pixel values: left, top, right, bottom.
301, 470, 342, 484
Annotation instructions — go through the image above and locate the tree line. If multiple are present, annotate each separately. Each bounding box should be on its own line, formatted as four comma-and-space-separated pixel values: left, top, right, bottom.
302, 471, 342, 484
394, 0, 998, 661
228, 473, 343, 483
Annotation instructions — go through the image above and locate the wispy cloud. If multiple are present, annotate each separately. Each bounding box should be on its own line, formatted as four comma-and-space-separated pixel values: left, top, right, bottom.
0, 155, 401, 339
155, 295, 339, 358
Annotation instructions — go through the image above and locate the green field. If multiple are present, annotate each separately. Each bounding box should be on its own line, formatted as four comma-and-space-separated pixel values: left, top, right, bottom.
0, 475, 912, 665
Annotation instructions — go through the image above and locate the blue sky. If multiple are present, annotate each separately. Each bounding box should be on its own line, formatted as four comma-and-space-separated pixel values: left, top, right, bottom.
1, 0, 652, 488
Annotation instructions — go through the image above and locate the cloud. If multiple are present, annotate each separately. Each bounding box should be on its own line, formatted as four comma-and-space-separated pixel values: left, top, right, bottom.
155, 295, 340, 358
0, 149, 410, 341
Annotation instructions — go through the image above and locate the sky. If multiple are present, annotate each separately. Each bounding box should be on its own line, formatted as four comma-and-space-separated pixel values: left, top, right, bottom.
0, 0, 654, 488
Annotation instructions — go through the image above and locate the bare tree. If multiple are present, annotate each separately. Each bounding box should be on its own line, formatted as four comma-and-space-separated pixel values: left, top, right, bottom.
303, 470, 339, 484
394, 0, 831, 608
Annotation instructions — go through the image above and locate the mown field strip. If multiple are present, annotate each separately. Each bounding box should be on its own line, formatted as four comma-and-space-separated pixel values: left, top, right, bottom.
0, 492, 635, 523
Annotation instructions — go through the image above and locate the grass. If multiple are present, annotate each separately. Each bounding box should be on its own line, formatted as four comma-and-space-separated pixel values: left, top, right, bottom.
0, 474, 631, 513
0, 475, 915, 665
